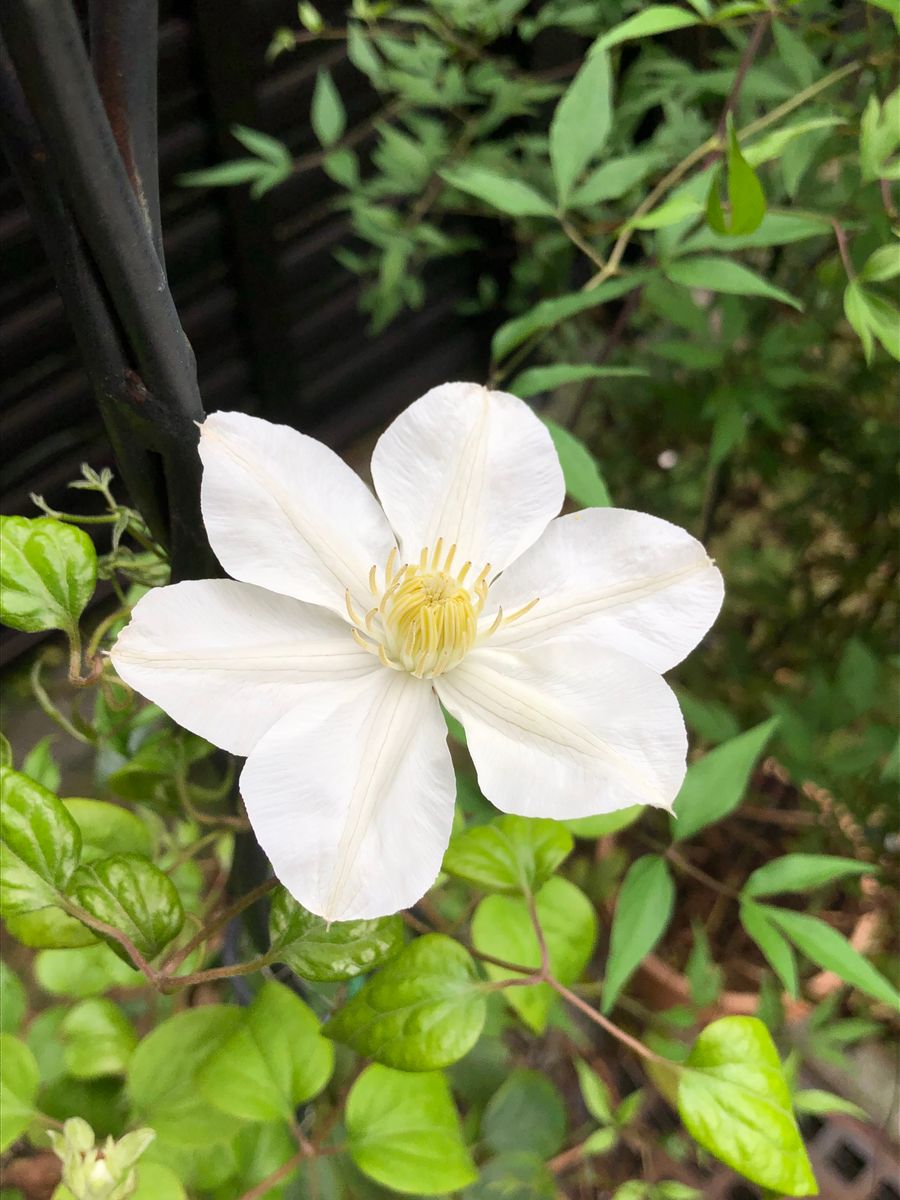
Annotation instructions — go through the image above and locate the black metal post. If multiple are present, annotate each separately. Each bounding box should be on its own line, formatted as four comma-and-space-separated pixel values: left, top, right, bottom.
0, 0, 217, 580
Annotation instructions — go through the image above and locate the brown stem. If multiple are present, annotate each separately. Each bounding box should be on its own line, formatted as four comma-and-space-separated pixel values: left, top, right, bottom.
237, 1149, 304, 1200
559, 215, 607, 271
713, 13, 773, 146
63, 901, 159, 986
525, 888, 551, 975
832, 218, 855, 279
548, 1141, 587, 1175
664, 846, 742, 901
162, 951, 276, 992
548, 978, 664, 1064
162, 875, 278, 976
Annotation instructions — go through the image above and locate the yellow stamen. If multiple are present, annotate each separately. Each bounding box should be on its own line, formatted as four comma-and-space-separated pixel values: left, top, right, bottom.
505, 596, 540, 623
345, 589, 363, 626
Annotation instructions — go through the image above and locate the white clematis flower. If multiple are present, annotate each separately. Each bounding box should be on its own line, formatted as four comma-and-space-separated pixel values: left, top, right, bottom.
112, 383, 723, 921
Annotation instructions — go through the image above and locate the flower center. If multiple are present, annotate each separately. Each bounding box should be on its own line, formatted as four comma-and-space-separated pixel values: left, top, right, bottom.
382, 567, 479, 678
346, 540, 490, 678
346, 539, 539, 679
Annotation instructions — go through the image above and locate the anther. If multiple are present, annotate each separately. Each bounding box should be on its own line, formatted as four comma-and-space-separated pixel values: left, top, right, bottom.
351, 627, 376, 654
506, 597, 540, 623
485, 607, 504, 637
345, 589, 363, 625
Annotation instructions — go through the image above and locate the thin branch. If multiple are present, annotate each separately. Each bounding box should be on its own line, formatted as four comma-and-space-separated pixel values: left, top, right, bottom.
163, 876, 278, 976
164, 952, 277, 991
237, 1149, 304, 1200
714, 13, 773, 145
62, 901, 159, 986
832, 218, 855, 279
548, 979, 665, 1065
525, 889, 551, 976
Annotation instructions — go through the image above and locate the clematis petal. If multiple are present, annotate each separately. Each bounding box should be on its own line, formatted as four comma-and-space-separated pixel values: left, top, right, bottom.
371, 382, 564, 573
436, 641, 687, 819
485, 508, 724, 672
111, 579, 376, 756
240, 670, 456, 921
200, 411, 397, 615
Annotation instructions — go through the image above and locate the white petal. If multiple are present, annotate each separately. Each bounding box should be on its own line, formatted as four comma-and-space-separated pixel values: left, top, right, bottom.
200, 411, 396, 615
111, 579, 376, 755
240, 670, 455, 921
371, 382, 564, 573
436, 641, 687, 819
486, 508, 724, 672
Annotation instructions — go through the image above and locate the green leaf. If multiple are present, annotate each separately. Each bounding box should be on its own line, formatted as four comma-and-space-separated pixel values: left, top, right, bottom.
5, 905, 96, 949
440, 164, 555, 217
0, 1034, 39, 1151
593, 5, 700, 50
677, 1016, 816, 1195
0, 767, 81, 913
346, 1065, 476, 1194
178, 160, 272, 189
128, 1006, 246, 1146
664, 257, 803, 310
69, 854, 184, 962
672, 718, 778, 842
0, 961, 26, 1033
542, 418, 613, 507
765, 907, 899, 1007
744, 854, 876, 898
131, 1162, 186, 1200
793, 1088, 866, 1120
472, 877, 598, 1033
22, 736, 60, 792
860, 242, 900, 283
772, 20, 820, 88
845, 284, 900, 361
491, 274, 647, 362
563, 806, 644, 838
603, 855, 674, 1013
311, 69, 346, 147
35, 942, 142, 997
60, 998, 137, 1078
231, 124, 291, 168
482, 1069, 566, 1159
323, 934, 486, 1071
0, 733, 11, 767
512, 364, 645, 402
569, 154, 655, 207
550, 50, 612, 205
198, 981, 334, 1121
443, 815, 573, 894
705, 117, 766, 237
582, 1126, 618, 1155
268, 887, 404, 981
844, 280, 875, 363
0, 515, 97, 634
739, 901, 799, 998
575, 1058, 613, 1122
631, 195, 703, 230
63, 798, 153, 862
462, 1152, 557, 1199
